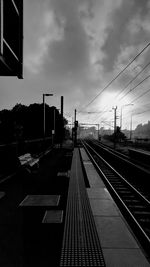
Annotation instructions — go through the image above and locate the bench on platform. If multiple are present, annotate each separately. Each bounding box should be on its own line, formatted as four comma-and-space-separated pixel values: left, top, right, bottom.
19, 153, 39, 171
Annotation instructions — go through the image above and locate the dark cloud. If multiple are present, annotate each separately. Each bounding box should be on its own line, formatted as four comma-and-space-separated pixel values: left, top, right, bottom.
43, 0, 91, 85
133, 0, 149, 15
2, 0, 150, 127
78, 0, 95, 20
101, 1, 135, 72
101, 0, 150, 73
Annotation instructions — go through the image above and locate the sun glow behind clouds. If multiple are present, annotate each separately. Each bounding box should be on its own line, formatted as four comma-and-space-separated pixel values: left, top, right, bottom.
98, 91, 119, 110
86, 91, 135, 128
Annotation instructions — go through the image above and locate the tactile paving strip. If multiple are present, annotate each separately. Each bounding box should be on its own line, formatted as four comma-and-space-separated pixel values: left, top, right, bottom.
60, 149, 105, 266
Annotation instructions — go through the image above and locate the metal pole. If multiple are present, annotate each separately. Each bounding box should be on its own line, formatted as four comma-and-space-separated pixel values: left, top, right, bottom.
120, 107, 122, 129
130, 114, 132, 140
72, 116, 73, 140
112, 106, 117, 149
43, 94, 45, 138
114, 107, 116, 149
120, 104, 134, 130
74, 109, 76, 122
43, 93, 53, 146
61, 96, 64, 118
113, 106, 117, 134
54, 108, 55, 135
60, 96, 64, 147
74, 109, 77, 146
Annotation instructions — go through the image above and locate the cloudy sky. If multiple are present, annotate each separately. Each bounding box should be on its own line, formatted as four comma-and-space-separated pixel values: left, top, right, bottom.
1, 0, 150, 129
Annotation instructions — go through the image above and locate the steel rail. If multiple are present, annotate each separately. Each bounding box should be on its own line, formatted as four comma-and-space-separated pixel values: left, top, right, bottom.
82, 140, 150, 257
84, 140, 150, 205
90, 139, 150, 175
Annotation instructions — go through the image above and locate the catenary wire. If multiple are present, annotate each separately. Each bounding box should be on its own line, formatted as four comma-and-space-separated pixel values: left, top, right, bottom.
129, 88, 150, 104
78, 42, 150, 113
92, 62, 150, 122
115, 61, 150, 100
119, 74, 150, 101
92, 73, 150, 123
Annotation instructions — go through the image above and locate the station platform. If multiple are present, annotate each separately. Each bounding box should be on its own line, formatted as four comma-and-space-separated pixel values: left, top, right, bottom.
60, 148, 105, 266
69, 147, 150, 266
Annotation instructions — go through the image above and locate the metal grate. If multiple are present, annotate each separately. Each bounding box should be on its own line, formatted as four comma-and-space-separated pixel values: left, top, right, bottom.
19, 195, 60, 206
60, 149, 105, 266
42, 210, 63, 223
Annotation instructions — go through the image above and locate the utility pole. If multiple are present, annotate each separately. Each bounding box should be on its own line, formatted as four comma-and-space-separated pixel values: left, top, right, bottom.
98, 124, 100, 140
54, 107, 55, 143
61, 96, 64, 118
43, 93, 53, 145
74, 109, 77, 122
120, 104, 134, 130
60, 96, 64, 147
74, 109, 77, 146
130, 113, 133, 140
114, 106, 117, 133
43, 94, 45, 138
112, 106, 117, 149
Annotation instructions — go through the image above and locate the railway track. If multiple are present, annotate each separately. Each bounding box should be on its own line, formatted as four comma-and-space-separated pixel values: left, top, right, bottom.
90, 139, 150, 173
82, 140, 150, 259
85, 139, 150, 200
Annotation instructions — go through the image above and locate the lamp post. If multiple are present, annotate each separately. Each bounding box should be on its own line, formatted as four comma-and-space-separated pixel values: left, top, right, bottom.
112, 106, 117, 133
74, 109, 77, 146
52, 107, 56, 146
112, 106, 117, 149
43, 93, 53, 138
120, 104, 134, 130
130, 113, 133, 140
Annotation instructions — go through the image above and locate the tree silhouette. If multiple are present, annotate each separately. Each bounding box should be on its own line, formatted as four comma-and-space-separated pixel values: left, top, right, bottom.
0, 103, 67, 144
112, 126, 127, 142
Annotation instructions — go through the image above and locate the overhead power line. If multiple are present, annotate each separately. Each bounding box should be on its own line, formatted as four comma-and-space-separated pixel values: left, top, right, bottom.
115, 61, 150, 100
93, 61, 150, 121
101, 121, 113, 128
133, 108, 150, 116
119, 74, 150, 101
129, 87, 150, 104
79, 42, 150, 113
125, 104, 150, 116
92, 109, 112, 123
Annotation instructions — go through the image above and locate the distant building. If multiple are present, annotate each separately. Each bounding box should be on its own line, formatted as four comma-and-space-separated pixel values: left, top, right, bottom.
78, 126, 98, 139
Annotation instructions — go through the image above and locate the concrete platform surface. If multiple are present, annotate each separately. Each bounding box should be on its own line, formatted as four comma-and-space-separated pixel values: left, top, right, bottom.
80, 147, 150, 266
103, 248, 150, 267
80, 148, 106, 188
87, 188, 113, 200
90, 199, 119, 216
95, 216, 139, 248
